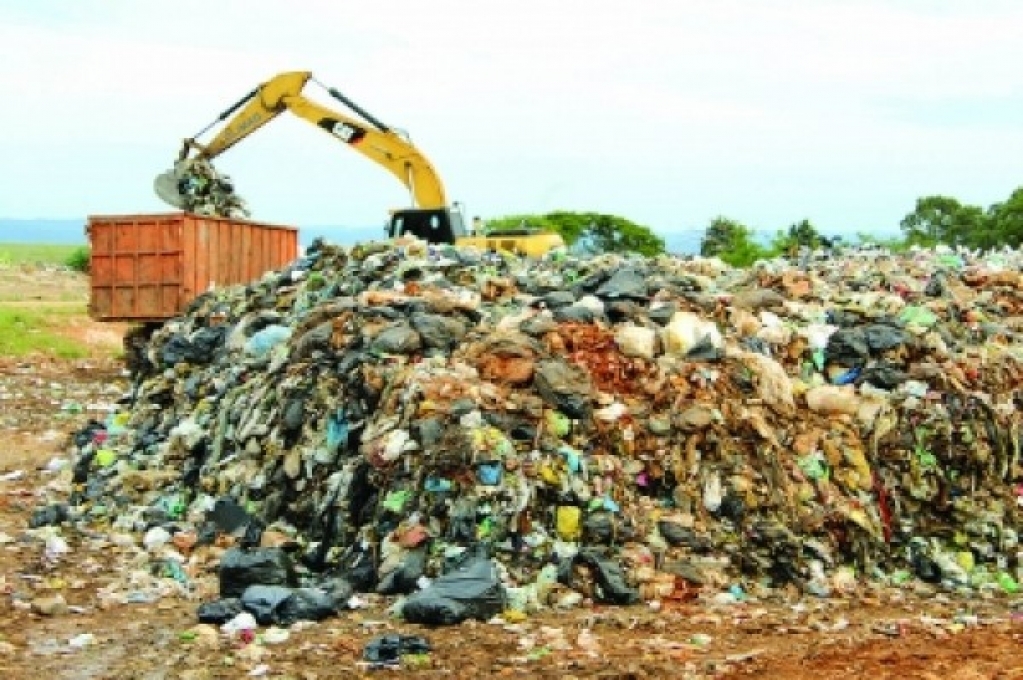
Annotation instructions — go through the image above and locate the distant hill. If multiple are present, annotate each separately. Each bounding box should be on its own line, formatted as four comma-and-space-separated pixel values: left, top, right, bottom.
0, 218, 386, 249
0, 218, 894, 256
0, 219, 88, 245
0, 217, 710, 254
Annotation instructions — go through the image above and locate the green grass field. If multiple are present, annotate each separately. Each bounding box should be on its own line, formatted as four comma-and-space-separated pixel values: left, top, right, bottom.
0, 243, 80, 266
0, 306, 90, 359
0, 245, 112, 358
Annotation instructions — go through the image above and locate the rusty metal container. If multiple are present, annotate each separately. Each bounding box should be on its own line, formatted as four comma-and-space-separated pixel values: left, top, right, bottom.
87, 212, 299, 322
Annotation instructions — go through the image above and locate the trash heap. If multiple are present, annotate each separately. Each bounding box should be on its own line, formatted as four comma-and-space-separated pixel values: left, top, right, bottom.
52, 241, 1023, 625
173, 157, 250, 219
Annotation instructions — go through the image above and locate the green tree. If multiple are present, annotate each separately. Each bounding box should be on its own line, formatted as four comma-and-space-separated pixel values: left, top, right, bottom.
64, 246, 90, 273
985, 186, 1023, 248
700, 216, 765, 267
899, 195, 986, 247
700, 216, 744, 256
485, 211, 665, 256
769, 219, 823, 256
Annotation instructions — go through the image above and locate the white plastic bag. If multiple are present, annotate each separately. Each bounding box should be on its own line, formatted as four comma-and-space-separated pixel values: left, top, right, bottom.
615, 325, 657, 359
662, 312, 723, 356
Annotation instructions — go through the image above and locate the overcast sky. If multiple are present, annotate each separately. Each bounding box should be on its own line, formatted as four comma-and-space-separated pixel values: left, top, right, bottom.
2, 0, 1022, 237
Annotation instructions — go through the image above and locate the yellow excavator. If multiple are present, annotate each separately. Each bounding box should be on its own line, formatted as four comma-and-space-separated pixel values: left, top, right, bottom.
154, 70, 565, 257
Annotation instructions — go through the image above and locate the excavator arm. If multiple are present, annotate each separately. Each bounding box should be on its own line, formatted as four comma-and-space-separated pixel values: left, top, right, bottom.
159, 70, 448, 210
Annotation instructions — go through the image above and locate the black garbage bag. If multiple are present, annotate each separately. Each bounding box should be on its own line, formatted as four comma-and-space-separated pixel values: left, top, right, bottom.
717, 494, 745, 522
411, 312, 467, 351
687, 335, 723, 362
401, 555, 505, 626
292, 321, 333, 360
281, 396, 307, 435
369, 323, 422, 355
519, 315, 559, 337
219, 547, 296, 598
207, 497, 254, 534
863, 323, 908, 353
826, 309, 863, 327
925, 273, 946, 297
583, 511, 621, 545
559, 549, 639, 605
910, 548, 942, 584
190, 326, 228, 362
860, 362, 909, 389
447, 499, 478, 543
278, 587, 337, 624
377, 548, 427, 595
317, 575, 354, 605
605, 300, 644, 324
197, 597, 244, 624
241, 585, 338, 626
336, 543, 378, 592
29, 503, 69, 528
825, 328, 868, 363
363, 634, 431, 667
554, 305, 599, 324
648, 303, 678, 326
534, 359, 593, 420
160, 326, 226, 367
541, 290, 576, 308
595, 266, 648, 300
239, 519, 266, 549
573, 269, 613, 295
412, 417, 444, 450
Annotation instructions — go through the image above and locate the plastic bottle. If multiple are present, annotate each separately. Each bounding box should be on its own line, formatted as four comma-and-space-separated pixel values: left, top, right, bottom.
997, 572, 1019, 594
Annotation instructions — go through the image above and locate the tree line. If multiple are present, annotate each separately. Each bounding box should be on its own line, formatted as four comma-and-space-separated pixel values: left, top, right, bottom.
700, 186, 1023, 266
481, 184, 1023, 264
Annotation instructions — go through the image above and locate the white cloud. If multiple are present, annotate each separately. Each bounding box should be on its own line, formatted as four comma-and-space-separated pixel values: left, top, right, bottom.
1, 0, 1021, 231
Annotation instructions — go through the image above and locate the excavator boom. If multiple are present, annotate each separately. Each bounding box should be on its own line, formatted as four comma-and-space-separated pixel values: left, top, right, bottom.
158, 71, 447, 210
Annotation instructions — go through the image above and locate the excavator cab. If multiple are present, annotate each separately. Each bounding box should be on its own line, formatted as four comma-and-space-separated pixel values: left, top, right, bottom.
386, 207, 467, 245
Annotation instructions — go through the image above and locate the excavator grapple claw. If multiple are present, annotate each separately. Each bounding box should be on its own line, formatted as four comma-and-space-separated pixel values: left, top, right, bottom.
153, 168, 187, 209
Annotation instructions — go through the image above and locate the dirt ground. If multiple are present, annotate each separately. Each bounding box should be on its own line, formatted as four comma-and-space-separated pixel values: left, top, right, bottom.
1, 269, 1023, 679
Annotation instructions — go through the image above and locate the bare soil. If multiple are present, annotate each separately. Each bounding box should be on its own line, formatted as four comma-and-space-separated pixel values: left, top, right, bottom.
1, 269, 1022, 679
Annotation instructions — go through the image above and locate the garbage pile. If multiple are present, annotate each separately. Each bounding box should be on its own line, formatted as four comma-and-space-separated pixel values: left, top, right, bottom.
173, 157, 250, 219
48, 241, 1023, 625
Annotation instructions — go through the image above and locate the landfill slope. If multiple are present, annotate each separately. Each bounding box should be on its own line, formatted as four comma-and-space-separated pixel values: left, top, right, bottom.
54, 239, 1023, 621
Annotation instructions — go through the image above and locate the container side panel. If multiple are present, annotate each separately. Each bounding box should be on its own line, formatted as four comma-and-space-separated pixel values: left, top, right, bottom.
200, 218, 215, 297
204, 218, 219, 292
222, 222, 237, 285
284, 229, 298, 262
272, 229, 285, 271
235, 223, 245, 282
137, 222, 158, 255
211, 220, 223, 286
260, 227, 273, 281
160, 220, 181, 317
87, 222, 115, 319
91, 289, 111, 319
182, 217, 198, 312
87, 214, 188, 321
257, 227, 268, 278
242, 224, 254, 283
114, 253, 138, 317
113, 273, 135, 318
86, 213, 295, 320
